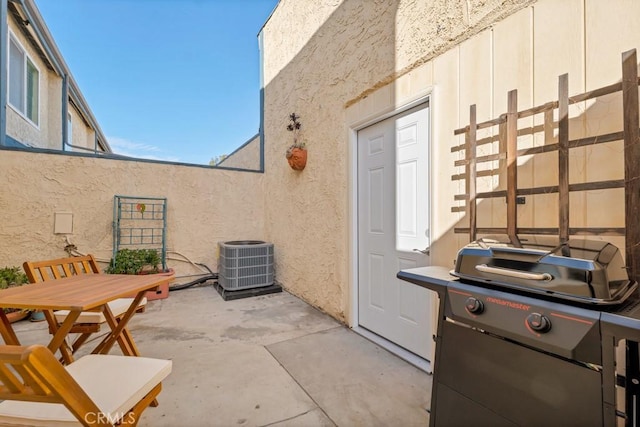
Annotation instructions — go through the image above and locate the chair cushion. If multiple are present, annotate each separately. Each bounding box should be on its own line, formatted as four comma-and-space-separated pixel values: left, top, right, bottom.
0, 354, 172, 426
53, 297, 148, 324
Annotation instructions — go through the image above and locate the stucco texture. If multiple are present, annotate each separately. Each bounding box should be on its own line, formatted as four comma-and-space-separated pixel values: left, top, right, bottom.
0, 150, 264, 278
261, 0, 535, 322
218, 134, 261, 170
68, 104, 96, 152
261, 0, 639, 323
3, 0, 638, 334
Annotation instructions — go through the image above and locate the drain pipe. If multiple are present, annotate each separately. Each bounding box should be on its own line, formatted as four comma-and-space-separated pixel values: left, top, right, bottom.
61, 74, 69, 150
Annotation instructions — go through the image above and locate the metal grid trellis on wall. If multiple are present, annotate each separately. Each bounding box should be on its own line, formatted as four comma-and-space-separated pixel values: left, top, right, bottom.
112, 195, 167, 270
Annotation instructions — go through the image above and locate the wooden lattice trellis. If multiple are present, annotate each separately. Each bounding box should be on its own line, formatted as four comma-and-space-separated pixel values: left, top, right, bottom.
452, 49, 640, 285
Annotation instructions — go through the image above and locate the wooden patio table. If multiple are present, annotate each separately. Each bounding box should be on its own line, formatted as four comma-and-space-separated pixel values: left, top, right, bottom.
0, 274, 171, 365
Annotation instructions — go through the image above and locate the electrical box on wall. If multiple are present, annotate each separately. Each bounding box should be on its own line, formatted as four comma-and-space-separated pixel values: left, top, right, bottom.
54, 212, 73, 234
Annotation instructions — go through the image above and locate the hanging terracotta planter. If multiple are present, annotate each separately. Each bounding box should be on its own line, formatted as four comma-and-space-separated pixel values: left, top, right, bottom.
285, 113, 307, 171
286, 147, 307, 171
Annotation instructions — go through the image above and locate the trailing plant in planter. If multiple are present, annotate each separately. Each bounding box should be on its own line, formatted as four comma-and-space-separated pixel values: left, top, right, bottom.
105, 249, 161, 275
0, 266, 28, 290
285, 113, 307, 171
106, 249, 174, 301
0, 266, 31, 321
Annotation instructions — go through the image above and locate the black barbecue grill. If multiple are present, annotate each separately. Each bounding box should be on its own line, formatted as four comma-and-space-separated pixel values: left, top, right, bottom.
398, 235, 640, 427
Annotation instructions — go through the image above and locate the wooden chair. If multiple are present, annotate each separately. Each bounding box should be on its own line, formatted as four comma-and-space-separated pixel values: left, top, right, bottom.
22, 255, 147, 360
0, 344, 171, 426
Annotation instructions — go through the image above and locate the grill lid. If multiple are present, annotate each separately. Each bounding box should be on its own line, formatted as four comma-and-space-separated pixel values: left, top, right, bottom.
451, 235, 637, 305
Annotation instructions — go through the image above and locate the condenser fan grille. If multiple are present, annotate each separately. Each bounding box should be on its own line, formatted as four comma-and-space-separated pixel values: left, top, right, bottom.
217, 241, 274, 290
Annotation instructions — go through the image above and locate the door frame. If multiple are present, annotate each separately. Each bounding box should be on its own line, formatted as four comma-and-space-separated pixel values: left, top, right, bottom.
348, 93, 433, 372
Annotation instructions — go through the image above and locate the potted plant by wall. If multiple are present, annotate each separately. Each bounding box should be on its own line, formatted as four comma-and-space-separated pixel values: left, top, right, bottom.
0, 266, 31, 323
105, 248, 162, 275
285, 113, 307, 171
105, 249, 174, 300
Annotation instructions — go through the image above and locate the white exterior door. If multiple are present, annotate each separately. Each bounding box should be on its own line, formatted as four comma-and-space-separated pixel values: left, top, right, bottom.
357, 103, 433, 360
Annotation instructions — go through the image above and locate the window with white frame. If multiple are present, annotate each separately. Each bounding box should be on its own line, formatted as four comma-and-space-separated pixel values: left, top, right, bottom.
8, 32, 39, 126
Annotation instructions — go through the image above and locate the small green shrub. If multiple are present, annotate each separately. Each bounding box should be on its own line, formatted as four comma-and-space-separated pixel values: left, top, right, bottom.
0, 267, 30, 316
105, 249, 161, 275
0, 266, 28, 289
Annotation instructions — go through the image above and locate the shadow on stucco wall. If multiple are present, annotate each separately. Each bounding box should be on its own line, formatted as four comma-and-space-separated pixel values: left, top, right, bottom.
258, 0, 537, 319
259, 0, 404, 320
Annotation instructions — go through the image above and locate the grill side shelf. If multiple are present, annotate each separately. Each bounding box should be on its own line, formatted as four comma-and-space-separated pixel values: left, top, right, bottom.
396, 266, 453, 298
601, 296, 640, 342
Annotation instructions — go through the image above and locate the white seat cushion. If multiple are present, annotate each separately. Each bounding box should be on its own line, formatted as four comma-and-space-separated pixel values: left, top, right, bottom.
53, 297, 148, 324
0, 354, 172, 426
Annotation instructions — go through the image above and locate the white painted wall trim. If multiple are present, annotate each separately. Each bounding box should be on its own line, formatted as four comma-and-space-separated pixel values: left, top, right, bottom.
348, 91, 433, 132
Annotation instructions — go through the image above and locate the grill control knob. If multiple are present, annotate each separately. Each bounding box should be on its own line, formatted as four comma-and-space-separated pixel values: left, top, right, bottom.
527, 313, 551, 333
465, 297, 484, 314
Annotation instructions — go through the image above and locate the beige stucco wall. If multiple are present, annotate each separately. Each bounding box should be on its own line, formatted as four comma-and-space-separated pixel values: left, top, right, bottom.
68, 105, 96, 152
218, 134, 261, 170
45, 77, 63, 150
4, 0, 636, 335
0, 150, 265, 278
261, 0, 639, 322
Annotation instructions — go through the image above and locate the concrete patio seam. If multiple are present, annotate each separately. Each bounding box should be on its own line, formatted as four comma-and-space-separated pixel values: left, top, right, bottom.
264, 342, 338, 426
264, 325, 343, 347
258, 408, 332, 427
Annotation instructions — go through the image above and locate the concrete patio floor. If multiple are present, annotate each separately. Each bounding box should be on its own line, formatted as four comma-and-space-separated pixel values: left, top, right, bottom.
12, 284, 432, 426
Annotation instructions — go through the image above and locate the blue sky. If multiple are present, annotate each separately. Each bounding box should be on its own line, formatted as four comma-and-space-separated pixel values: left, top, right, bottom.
36, 0, 278, 165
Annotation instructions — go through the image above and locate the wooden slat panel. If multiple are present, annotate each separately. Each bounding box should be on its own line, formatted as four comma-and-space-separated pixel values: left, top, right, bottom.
454, 152, 506, 167
454, 227, 625, 235
517, 101, 558, 119
453, 49, 640, 248
518, 131, 625, 157
558, 74, 570, 245
454, 115, 506, 135
451, 169, 495, 181
453, 179, 625, 200
569, 81, 622, 104
18, 365, 50, 396
454, 227, 507, 234
451, 134, 500, 153
0, 364, 24, 393
468, 105, 478, 242
569, 131, 625, 148
60, 263, 72, 277
453, 125, 626, 157
506, 90, 518, 243
454, 77, 635, 135
454, 80, 629, 134
622, 49, 640, 285
518, 180, 625, 195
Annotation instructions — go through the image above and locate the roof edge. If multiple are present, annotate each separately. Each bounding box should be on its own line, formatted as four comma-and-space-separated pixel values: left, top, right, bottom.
13, 0, 112, 152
